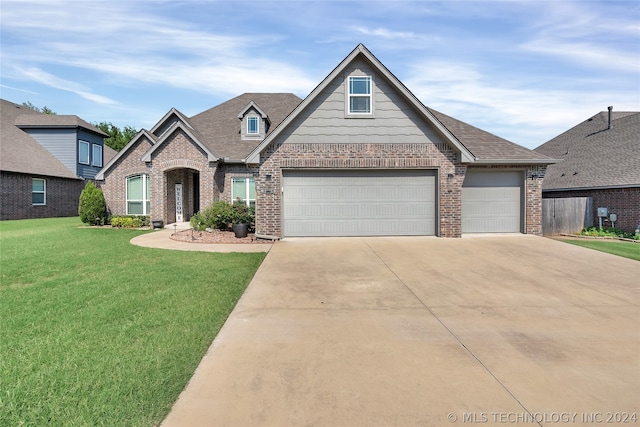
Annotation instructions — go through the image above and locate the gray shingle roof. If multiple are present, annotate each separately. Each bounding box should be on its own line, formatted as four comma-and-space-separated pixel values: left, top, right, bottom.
15, 113, 108, 136
428, 108, 553, 162
189, 93, 302, 160
534, 111, 640, 190
0, 99, 79, 179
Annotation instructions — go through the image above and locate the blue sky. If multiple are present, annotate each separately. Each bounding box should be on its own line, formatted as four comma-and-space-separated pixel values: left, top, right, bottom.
1, 0, 638, 149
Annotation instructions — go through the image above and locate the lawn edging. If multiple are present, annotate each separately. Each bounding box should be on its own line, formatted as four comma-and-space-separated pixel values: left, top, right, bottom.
559, 233, 640, 243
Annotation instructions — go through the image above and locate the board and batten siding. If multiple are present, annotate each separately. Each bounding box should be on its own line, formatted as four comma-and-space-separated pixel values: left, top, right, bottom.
277, 59, 448, 146
24, 129, 77, 176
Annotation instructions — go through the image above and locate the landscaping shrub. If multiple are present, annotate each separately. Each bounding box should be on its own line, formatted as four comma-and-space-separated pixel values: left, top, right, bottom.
193, 201, 235, 230
78, 181, 107, 225
191, 201, 256, 231
110, 215, 150, 228
580, 226, 639, 240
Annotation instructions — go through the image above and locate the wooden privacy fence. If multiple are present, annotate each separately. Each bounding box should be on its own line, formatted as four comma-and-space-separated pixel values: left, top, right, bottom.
542, 197, 593, 235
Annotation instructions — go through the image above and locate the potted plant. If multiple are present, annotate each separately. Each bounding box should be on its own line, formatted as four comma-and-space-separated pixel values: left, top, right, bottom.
231, 201, 254, 238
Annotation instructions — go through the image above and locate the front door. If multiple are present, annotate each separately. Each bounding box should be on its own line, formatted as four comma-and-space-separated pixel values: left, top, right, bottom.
175, 183, 183, 222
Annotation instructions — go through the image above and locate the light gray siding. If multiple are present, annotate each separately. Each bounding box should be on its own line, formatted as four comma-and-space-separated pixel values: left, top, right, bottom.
25, 129, 76, 175
462, 170, 523, 233
282, 169, 436, 237
276, 59, 447, 146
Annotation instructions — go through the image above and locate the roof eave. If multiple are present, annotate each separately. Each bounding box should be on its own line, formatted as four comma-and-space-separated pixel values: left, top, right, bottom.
141, 122, 218, 163
544, 183, 640, 192
95, 130, 155, 180
472, 158, 562, 165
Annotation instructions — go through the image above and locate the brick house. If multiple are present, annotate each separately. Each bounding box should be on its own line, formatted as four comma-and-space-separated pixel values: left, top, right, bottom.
97, 44, 555, 238
535, 108, 640, 233
0, 99, 115, 220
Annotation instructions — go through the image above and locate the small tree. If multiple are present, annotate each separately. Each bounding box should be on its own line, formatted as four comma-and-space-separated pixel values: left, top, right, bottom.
78, 181, 107, 225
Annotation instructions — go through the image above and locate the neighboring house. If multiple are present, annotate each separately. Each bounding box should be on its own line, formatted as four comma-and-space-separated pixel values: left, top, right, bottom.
0, 99, 115, 220
535, 108, 640, 233
97, 44, 555, 238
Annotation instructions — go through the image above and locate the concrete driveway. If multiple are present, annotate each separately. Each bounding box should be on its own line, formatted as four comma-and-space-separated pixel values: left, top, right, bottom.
162, 235, 639, 426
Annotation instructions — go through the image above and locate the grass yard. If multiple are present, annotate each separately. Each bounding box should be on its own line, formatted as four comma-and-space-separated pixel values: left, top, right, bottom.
559, 238, 640, 261
0, 217, 265, 426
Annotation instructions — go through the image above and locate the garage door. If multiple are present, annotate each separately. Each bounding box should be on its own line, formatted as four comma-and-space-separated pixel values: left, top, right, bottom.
282, 170, 436, 237
462, 170, 522, 233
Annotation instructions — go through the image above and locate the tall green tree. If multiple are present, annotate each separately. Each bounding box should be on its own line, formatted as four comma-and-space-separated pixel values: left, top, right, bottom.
22, 101, 56, 115
93, 122, 138, 151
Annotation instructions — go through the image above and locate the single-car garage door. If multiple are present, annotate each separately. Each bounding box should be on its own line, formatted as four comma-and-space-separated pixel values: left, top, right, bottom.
282, 170, 436, 237
462, 170, 523, 233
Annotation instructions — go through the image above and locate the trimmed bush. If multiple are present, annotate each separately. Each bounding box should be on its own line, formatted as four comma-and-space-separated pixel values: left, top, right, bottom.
78, 181, 107, 225
197, 201, 235, 230
110, 215, 150, 228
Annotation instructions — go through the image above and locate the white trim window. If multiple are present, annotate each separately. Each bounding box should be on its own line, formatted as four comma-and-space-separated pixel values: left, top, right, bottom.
247, 117, 259, 135
232, 177, 256, 208
126, 174, 150, 215
79, 140, 90, 165
348, 76, 372, 114
32, 178, 46, 205
92, 144, 103, 167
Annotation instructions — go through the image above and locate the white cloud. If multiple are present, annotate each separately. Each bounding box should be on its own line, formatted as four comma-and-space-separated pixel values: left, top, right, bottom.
521, 1, 640, 73
20, 67, 118, 105
404, 59, 638, 148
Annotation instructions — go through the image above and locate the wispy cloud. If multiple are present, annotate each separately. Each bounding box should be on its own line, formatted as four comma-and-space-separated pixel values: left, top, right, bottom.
405, 59, 636, 147
521, 1, 640, 73
0, 0, 317, 99
20, 67, 118, 105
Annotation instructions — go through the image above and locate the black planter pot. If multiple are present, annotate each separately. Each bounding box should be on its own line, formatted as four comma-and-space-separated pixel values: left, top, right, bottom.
151, 220, 164, 229
232, 223, 249, 238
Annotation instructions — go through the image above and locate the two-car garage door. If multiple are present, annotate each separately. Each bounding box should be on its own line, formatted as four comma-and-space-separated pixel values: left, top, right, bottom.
282, 170, 436, 237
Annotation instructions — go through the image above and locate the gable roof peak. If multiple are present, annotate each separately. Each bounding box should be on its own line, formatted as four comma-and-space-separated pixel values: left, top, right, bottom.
237, 100, 269, 121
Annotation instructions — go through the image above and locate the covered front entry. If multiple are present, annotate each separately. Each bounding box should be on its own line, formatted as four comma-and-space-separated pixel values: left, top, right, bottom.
165, 168, 200, 224
462, 170, 523, 233
282, 169, 436, 237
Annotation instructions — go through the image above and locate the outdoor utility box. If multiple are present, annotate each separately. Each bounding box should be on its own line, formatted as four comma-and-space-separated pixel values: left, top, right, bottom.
609, 213, 617, 222
597, 207, 608, 217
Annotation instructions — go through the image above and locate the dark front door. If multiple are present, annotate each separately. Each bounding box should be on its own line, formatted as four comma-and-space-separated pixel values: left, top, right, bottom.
193, 172, 200, 214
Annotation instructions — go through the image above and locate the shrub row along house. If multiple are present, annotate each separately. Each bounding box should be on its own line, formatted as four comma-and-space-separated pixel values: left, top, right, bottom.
96, 44, 556, 238
535, 109, 640, 234
0, 99, 115, 220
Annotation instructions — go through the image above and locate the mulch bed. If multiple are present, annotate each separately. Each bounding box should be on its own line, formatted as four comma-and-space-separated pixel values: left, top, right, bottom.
169, 229, 273, 244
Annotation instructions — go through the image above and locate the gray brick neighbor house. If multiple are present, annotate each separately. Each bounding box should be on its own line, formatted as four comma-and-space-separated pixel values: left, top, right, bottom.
97, 44, 556, 238
0, 99, 115, 220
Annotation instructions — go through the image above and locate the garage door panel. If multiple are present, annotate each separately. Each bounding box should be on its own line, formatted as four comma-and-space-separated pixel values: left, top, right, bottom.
462, 171, 522, 233
283, 170, 436, 237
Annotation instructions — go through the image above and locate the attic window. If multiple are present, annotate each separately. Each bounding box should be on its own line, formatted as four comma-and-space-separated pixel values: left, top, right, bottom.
348, 76, 372, 114
247, 117, 259, 135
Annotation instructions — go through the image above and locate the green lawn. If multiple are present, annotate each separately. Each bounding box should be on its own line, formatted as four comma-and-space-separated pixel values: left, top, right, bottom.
0, 217, 265, 426
559, 238, 640, 261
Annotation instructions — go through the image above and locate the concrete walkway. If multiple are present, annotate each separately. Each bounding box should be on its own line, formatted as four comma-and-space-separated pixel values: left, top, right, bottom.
160, 235, 639, 426
130, 225, 272, 253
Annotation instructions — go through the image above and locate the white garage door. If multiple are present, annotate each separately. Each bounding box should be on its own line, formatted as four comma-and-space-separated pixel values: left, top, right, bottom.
462, 170, 523, 233
282, 170, 436, 237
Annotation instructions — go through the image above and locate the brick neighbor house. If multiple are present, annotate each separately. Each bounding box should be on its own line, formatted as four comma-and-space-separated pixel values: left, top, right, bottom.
97, 44, 556, 238
535, 108, 640, 233
0, 99, 115, 220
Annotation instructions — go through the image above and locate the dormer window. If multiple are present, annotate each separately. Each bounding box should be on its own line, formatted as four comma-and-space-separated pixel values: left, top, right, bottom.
238, 101, 269, 140
247, 117, 259, 135
348, 76, 372, 114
